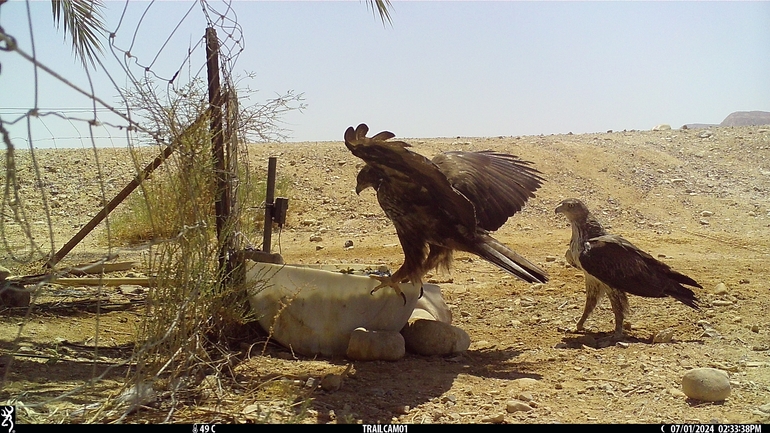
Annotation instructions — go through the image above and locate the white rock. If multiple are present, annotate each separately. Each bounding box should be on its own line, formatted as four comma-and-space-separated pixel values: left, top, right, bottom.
506, 400, 533, 412
681, 368, 731, 401
714, 282, 728, 295
712, 300, 733, 306
346, 327, 405, 361
401, 319, 470, 356
511, 378, 541, 389
701, 210, 714, 217
309, 234, 323, 242
482, 413, 505, 424
653, 124, 672, 131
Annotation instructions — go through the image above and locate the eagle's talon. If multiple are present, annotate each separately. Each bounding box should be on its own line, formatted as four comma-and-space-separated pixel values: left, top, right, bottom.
368, 274, 407, 306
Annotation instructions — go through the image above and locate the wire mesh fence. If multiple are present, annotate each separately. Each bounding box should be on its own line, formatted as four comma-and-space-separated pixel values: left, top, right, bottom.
0, 0, 303, 422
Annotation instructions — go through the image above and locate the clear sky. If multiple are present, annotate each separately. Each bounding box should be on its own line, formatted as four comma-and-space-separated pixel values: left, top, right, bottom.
1, 0, 769, 148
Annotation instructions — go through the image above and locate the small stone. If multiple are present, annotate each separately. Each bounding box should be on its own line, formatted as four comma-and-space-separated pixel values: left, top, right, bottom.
482, 413, 505, 424
309, 234, 323, 242
441, 394, 457, 404
305, 377, 319, 388
653, 124, 672, 131
682, 368, 731, 401
699, 130, 713, 138
315, 245, 324, 251
701, 210, 714, 217
758, 403, 770, 414
516, 392, 533, 402
512, 378, 541, 389
750, 324, 759, 333
545, 255, 557, 262
119, 284, 144, 295
712, 300, 733, 306
506, 400, 533, 412
653, 328, 674, 344
343, 240, 354, 248
699, 219, 710, 225
714, 282, 728, 295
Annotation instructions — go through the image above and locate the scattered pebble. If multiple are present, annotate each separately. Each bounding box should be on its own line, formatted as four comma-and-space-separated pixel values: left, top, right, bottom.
712, 300, 733, 306
714, 282, 728, 295
653, 328, 674, 344
700, 210, 714, 217
309, 234, 322, 242
681, 368, 731, 401
506, 400, 533, 412
481, 413, 505, 424
516, 392, 534, 402
118, 284, 144, 295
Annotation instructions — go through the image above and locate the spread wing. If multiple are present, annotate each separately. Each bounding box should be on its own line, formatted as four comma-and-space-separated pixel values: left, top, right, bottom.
432, 151, 544, 231
344, 124, 476, 228
579, 234, 700, 308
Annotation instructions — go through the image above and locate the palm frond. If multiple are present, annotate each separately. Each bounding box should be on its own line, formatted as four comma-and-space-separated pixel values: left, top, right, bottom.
366, 0, 393, 25
51, 0, 106, 68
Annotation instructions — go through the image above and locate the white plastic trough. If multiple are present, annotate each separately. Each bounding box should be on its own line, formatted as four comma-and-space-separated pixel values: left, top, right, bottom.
245, 261, 422, 357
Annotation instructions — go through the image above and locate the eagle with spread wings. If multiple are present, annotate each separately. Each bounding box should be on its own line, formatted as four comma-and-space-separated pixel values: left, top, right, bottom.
555, 198, 701, 338
345, 123, 548, 304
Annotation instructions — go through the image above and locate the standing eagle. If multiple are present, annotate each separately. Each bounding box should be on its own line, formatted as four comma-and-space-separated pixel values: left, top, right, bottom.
555, 198, 701, 338
345, 123, 548, 304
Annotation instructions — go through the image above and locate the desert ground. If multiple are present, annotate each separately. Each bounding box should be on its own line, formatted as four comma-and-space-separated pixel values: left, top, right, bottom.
1, 125, 769, 424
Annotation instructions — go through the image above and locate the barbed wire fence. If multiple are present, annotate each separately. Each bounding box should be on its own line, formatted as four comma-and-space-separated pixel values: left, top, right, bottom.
0, 0, 304, 423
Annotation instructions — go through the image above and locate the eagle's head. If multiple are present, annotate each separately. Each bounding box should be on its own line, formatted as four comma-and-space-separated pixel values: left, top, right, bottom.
555, 198, 590, 222
355, 164, 382, 195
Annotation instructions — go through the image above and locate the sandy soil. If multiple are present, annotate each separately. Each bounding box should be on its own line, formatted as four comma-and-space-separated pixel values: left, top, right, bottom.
1, 125, 769, 424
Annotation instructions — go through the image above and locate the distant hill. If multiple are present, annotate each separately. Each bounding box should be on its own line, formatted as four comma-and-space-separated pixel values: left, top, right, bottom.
681, 110, 770, 130
720, 111, 770, 127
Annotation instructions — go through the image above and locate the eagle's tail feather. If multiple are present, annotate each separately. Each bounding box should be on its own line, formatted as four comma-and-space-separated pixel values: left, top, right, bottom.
473, 236, 548, 284
666, 284, 699, 310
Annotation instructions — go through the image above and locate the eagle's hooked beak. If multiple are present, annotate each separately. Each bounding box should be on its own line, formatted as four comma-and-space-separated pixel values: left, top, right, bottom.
355, 182, 367, 195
